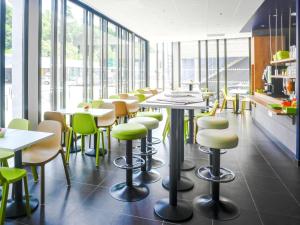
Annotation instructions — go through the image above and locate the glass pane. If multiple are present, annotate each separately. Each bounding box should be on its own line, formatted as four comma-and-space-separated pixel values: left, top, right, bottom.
227, 38, 250, 103
157, 43, 163, 89
200, 41, 207, 89
40, 0, 53, 115
219, 40, 225, 103
56, 0, 63, 109
107, 22, 118, 96
207, 40, 217, 98
128, 33, 133, 92
121, 29, 128, 93
149, 43, 157, 88
180, 41, 199, 90
140, 40, 146, 88
134, 36, 141, 89
173, 42, 179, 90
86, 12, 93, 101
164, 42, 172, 90
65, 2, 85, 108
93, 16, 102, 99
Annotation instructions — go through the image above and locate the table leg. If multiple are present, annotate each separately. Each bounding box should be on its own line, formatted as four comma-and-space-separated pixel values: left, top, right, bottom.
5, 151, 39, 218
235, 93, 240, 114
85, 117, 107, 157
189, 84, 193, 91
154, 109, 193, 222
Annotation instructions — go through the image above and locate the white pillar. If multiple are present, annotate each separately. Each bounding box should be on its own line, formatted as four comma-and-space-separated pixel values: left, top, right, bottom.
27, 0, 40, 129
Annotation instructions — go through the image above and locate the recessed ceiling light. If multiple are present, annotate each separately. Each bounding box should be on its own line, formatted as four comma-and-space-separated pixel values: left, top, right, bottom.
219, 12, 223, 16
260, 24, 265, 28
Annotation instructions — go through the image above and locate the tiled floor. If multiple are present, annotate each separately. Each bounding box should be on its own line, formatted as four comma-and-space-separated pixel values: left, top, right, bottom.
5, 111, 300, 225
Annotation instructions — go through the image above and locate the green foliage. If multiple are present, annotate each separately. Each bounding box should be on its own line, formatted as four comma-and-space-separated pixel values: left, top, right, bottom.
5, 5, 12, 53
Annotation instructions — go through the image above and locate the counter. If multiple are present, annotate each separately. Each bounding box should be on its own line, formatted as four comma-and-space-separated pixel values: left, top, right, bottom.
250, 92, 297, 159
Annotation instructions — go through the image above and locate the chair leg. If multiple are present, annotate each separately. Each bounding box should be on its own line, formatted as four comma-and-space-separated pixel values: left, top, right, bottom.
66, 128, 72, 164
40, 165, 45, 205
81, 135, 85, 154
220, 99, 226, 111
31, 166, 39, 183
101, 132, 105, 155
107, 126, 111, 151
23, 175, 31, 217
162, 119, 170, 142
0, 183, 9, 225
60, 151, 71, 186
95, 131, 101, 167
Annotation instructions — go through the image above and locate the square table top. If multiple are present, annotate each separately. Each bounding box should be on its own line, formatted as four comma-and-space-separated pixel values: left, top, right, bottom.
139, 92, 206, 110
0, 129, 54, 152
58, 108, 113, 117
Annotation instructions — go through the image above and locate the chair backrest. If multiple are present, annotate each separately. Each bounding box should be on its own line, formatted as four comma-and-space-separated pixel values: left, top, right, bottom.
44, 111, 68, 132
112, 101, 128, 117
150, 89, 158, 95
135, 89, 146, 94
8, 118, 29, 130
134, 93, 146, 102
109, 95, 120, 99
91, 100, 104, 109
119, 93, 129, 99
36, 120, 62, 149
209, 100, 219, 116
221, 89, 227, 98
72, 113, 97, 135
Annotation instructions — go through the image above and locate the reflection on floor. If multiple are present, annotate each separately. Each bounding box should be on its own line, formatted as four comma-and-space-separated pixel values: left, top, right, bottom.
6, 111, 300, 225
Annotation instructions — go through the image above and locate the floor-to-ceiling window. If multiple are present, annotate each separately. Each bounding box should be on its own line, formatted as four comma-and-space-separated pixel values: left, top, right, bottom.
128, 32, 133, 92
140, 40, 146, 88
134, 36, 141, 89
164, 42, 172, 90
92, 15, 102, 100
107, 22, 118, 97
157, 43, 163, 89
181, 41, 199, 90
200, 41, 207, 89
40, 0, 53, 114
149, 43, 157, 88
121, 29, 128, 93
65, 1, 85, 108
207, 40, 217, 98
219, 39, 226, 103
226, 38, 250, 96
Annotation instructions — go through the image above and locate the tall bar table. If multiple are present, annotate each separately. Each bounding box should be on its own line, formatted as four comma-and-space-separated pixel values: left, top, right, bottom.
140, 93, 205, 222
0, 129, 53, 218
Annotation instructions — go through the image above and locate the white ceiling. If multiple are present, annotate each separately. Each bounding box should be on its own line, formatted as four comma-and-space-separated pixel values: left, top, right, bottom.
82, 0, 264, 41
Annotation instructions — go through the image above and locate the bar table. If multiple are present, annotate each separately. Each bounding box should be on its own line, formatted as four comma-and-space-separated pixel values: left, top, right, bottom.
0, 129, 53, 218
140, 93, 205, 222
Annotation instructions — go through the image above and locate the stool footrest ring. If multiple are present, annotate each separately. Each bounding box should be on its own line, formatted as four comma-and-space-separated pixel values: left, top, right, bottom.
147, 137, 161, 145
133, 146, 158, 156
196, 166, 235, 183
113, 156, 145, 170
198, 146, 227, 155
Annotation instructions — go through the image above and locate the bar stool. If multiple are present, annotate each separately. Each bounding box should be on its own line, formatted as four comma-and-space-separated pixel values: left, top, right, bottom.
194, 129, 239, 220
136, 111, 164, 169
110, 123, 149, 202
197, 116, 229, 157
128, 117, 161, 184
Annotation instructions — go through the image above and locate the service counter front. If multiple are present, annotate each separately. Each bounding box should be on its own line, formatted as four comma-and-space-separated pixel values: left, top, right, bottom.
250, 92, 297, 161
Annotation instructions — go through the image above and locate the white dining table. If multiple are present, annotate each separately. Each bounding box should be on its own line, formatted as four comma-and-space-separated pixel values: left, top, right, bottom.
0, 129, 53, 218
140, 92, 206, 222
102, 98, 138, 105
57, 108, 114, 156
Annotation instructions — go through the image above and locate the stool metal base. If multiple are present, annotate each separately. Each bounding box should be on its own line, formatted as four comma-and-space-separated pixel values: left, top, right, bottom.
180, 159, 195, 171
154, 198, 193, 222
110, 182, 149, 202
6, 197, 39, 218
133, 170, 161, 184
149, 157, 165, 169
193, 195, 239, 221
162, 176, 194, 192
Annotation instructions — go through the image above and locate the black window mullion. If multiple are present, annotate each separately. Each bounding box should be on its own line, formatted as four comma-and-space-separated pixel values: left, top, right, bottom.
178, 42, 181, 88
52, 0, 58, 110
198, 40, 201, 85
61, 0, 66, 108
83, 10, 88, 101
224, 39, 228, 94
217, 39, 220, 102
205, 40, 208, 89
89, 13, 94, 100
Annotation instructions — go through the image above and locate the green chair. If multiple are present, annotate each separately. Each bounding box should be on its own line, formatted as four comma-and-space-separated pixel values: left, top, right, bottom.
136, 111, 163, 122
72, 113, 105, 167
134, 93, 146, 103
162, 108, 189, 143
0, 167, 31, 224
0, 119, 29, 167
109, 95, 120, 99
91, 100, 104, 108
135, 89, 146, 94
220, 89, 236, 112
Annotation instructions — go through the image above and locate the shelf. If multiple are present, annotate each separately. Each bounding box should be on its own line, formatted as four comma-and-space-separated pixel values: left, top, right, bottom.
270, 75, 296, 79
270, 58, 296, 65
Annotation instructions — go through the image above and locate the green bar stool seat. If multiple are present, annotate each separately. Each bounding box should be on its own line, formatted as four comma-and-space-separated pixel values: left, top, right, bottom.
128, 117, 161, 184
110, 123, 149, 202
194, 129, 239, 221
136, 111, 164, 168
0, 168, 31, 225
